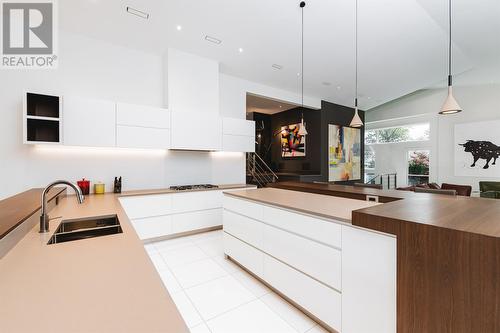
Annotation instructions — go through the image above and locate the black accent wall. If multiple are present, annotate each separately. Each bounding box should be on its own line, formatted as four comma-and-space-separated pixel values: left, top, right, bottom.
252, 101, 365, 184
320, 101, 365, 184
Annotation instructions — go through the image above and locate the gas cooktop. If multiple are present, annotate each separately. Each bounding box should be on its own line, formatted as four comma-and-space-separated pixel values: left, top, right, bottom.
169, 184, 219, 191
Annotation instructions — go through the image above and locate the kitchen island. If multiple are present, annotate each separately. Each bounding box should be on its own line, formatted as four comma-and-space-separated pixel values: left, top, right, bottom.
271, 181, 500, 333
222, 187, 396, 333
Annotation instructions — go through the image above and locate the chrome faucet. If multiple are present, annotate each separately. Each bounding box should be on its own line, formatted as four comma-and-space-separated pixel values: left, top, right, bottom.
40, 180, 85, 233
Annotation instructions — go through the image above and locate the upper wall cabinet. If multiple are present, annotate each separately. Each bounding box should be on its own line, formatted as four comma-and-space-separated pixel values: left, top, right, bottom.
222, 118, 255, 152
116, 103, 171, 149
171, 111, 222, 151
167, 48, 219, 115
63, 96, 116, 147
23, 92, 62, 144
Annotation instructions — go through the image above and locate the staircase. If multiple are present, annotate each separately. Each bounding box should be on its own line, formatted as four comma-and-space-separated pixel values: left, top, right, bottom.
366, 173, 397, 190
246, 152, 278, 188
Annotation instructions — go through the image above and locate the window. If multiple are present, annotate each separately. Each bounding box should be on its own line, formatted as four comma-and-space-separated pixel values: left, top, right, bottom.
364, 146, 376, 181
408, 150, 430, 186
365, 123, 430, 145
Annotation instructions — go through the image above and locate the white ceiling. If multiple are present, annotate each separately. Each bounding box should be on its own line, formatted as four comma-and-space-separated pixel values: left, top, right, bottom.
60, 0, 500, 110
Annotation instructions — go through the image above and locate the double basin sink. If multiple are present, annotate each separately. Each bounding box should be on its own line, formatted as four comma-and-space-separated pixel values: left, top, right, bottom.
48, 215, 122, 245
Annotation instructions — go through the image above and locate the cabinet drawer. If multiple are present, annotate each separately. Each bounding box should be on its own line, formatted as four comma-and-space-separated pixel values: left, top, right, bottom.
223, 232, 263, 278
223, 196, 264, 221
172, 209, 222, 234
223, 210, 263, 248
263, 255, 341, 332
116, 126, 170, 149
119, 195, 172, 219
262, 206, 341, 249
262, 225, 341, 290
223, 134, 255, 152
131, 215, 172, 240
116, 103, 170, 129
171, 190, 223, 214
222, 118, 255, 136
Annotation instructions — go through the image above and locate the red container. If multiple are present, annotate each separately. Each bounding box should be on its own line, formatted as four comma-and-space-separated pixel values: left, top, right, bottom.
77, 178, 90, 195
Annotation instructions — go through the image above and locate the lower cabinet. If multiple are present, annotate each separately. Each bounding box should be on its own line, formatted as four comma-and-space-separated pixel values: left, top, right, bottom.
131, 215, 172, 240
223, 195, 396, 333
121, 189, 251, 241
172, 209, 221, 234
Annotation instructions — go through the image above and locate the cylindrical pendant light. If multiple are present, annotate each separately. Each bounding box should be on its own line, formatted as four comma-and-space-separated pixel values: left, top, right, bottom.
350, 0, 363, 128
298, 1, 308, 136
440, 0, 462, 115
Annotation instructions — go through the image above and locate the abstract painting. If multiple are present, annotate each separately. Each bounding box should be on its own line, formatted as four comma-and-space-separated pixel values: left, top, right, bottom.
328, 125, 361, 181
281, 123, 306, 158
455, 120, 500, 177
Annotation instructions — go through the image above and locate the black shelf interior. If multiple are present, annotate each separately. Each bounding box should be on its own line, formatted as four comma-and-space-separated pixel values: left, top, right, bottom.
27, 118, 60, 142
26, 93, 59, 118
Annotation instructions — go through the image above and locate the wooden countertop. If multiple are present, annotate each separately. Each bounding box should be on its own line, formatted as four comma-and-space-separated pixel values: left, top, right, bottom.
224, 187, 381, 223
0, 187, 66, 239
272, 181, 500, 238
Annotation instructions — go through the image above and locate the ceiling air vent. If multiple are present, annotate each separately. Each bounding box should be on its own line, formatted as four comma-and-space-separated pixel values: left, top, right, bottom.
205, 36, 222, 44
126, 6, 149, 19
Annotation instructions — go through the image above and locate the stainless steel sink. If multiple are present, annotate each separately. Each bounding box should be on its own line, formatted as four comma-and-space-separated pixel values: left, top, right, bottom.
48, 215, 122, 245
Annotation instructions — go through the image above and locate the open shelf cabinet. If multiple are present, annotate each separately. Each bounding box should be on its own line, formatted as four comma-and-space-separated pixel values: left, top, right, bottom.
23, 92, 62, 144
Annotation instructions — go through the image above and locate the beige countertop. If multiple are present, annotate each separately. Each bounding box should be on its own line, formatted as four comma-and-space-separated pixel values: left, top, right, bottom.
0, 183, 252, 333
224, 187, 381, 222
121, 183, 256, 197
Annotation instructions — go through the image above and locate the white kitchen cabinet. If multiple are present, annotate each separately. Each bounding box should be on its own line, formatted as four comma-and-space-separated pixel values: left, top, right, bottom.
223, 232, 264, 278
119, 194, 172, 220
222, 117, 255, 152
131, 215, 172, 240
63, 96, 116, 147
170, 111, 222, 151
172, 209, 221, 234
262, 224, 342, 291
263, 254, 342, 332
223, 196, 264, 221
222, 118, 255, 136
171, 190, 223, 214
116, 103, 170, 129
167, 48, 219, 115
341, 225, 396, 333
262, 205, 342, 249
116, 126, 170, 149
223, 210, 264, 248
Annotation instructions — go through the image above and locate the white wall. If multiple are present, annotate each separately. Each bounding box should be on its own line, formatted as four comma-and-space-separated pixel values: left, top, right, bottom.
0, 32, 243, 200
367, 84, 500, 190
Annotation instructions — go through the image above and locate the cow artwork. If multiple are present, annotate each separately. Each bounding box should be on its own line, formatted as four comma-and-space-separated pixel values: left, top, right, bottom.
459, 140, 500, 169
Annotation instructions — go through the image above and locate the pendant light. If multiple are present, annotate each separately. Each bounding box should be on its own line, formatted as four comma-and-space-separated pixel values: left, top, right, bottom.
298, 1, 308, 136
439, 0, 462, 115
350, 0, 363, 128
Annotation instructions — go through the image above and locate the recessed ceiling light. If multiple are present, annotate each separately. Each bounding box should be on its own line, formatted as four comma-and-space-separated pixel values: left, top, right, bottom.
322, 82, 331, 86
367, 96, 372, 100
205, 35, 222, 44
238, 48, 244, 53
126, 6, 149, 19
176, 25, 182, 31
336, 86, 342, 90
272, 64, 283, 70
297, 73, 301, 76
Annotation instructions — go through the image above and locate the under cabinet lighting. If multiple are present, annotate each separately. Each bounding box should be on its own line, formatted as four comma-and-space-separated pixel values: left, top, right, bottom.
205, 36, 222, 44
126, 6, 149, 19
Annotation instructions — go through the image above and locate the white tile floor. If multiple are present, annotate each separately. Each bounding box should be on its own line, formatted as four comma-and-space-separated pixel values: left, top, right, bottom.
145, 230, 329, 333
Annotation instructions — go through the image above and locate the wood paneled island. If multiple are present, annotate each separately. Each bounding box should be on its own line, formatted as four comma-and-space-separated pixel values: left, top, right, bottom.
272, 181, 500, 333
